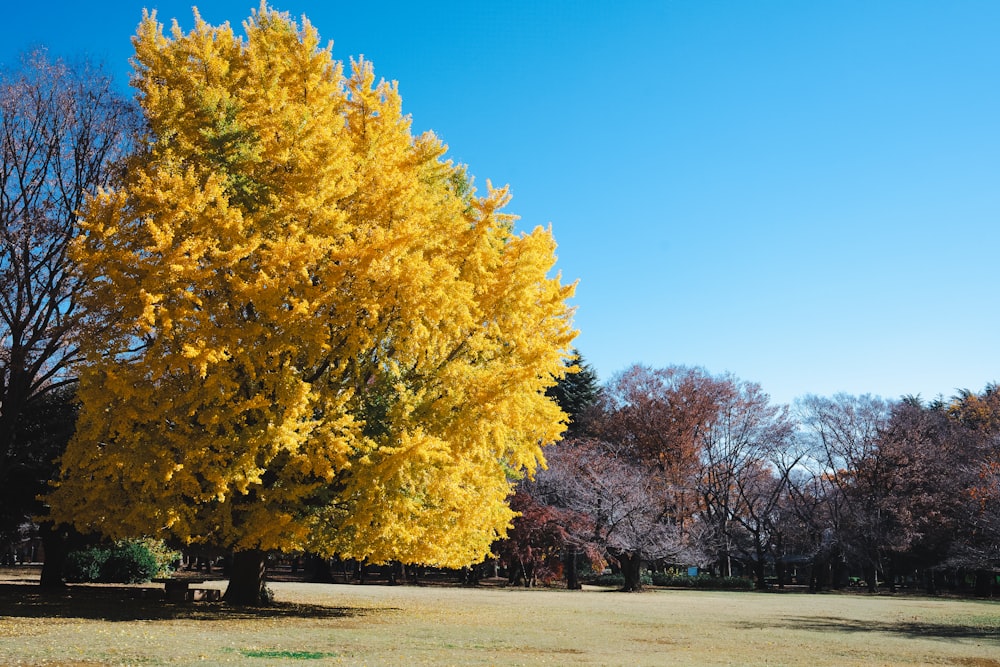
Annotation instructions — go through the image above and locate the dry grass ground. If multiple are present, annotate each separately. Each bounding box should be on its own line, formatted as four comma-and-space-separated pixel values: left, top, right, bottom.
0, 567, 998, 666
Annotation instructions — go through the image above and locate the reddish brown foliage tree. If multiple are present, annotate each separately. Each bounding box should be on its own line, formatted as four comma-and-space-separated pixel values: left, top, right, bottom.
874, 400, 978, 590
591, 365, 727, 534
495, 487, 596, 587
942, 386, 1000, 593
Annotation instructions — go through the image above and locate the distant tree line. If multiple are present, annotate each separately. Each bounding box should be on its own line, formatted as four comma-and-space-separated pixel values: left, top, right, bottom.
500, 359, 1000, 595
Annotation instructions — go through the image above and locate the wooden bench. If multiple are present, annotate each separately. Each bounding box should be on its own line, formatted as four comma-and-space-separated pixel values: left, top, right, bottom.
155, 578, 222, 602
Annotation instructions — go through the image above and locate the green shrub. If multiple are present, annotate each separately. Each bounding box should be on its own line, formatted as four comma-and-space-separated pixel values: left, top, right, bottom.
63, 539, 176, 584
132, 538, 182, 577
651, 572, 754, 590
586, 572, 623, 587
64, 546, 109, 583
586, 571, 654, 587
101, 541, 160, 583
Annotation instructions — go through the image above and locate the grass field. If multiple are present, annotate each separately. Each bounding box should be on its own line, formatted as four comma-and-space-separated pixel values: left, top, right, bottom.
1, 568, 999, 666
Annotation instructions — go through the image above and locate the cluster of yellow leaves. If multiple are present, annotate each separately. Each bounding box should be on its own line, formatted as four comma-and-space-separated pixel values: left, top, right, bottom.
47, 4, 576, 568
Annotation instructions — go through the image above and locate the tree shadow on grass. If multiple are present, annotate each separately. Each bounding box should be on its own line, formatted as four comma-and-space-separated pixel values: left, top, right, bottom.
0, 583, 393, 622
736, 616, 1000, 643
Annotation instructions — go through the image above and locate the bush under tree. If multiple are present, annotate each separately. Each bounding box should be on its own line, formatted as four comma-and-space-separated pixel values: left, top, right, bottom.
63, 540, 175, 584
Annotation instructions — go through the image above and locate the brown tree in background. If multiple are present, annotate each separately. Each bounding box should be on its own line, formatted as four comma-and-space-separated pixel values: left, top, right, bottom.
0, 50, 136, 581
531, 365, 731, 591
592, 365, 725, 533
694, 377, 796, 588
874, 399, 977, 591
495, 484, 596, 588
943, 386, 1000, 595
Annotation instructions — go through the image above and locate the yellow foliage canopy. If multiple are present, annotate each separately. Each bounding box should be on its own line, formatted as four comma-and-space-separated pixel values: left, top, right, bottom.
47, 5, 576, 567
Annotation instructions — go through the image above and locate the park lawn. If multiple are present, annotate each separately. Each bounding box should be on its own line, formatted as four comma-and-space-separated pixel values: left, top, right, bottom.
0, 573, 998, 666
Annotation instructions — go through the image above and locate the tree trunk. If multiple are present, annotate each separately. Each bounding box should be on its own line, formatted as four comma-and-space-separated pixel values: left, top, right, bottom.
519, 561, 533, 588
974, 570, 993, 598
924, 568, 937, 595
0, 372, 29, 470
753, 541, 768, 590
773, 533, 786, 589
38, 523, 67, 590
753, 559, 768, 590
224, 549, 269, 606
565, 550, 581, 590
830, 553, 845, 590
618, 553, 643, 592
508, 561, 521, 586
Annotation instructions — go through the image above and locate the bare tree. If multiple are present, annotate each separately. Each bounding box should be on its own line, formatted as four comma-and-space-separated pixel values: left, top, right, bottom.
0, 50, 134, 443
694, 378, 797, 587
0, 50, 136, 576
797, 394, 895, 592
539, 439, 691, 591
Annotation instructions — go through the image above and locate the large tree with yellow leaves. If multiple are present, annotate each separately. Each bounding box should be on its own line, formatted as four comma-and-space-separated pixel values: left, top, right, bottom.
46, 5, 576, 604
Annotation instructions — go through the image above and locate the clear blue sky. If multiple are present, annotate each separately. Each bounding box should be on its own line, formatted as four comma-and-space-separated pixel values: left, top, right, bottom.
4, 1, 999, 405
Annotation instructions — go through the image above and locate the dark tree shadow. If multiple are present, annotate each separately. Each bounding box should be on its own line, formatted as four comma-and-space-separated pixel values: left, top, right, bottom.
735, 615, 1000, 643
0, 583, 394, 622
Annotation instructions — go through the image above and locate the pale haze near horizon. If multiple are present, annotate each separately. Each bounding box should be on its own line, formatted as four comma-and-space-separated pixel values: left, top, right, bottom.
3, 0, 997, 406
